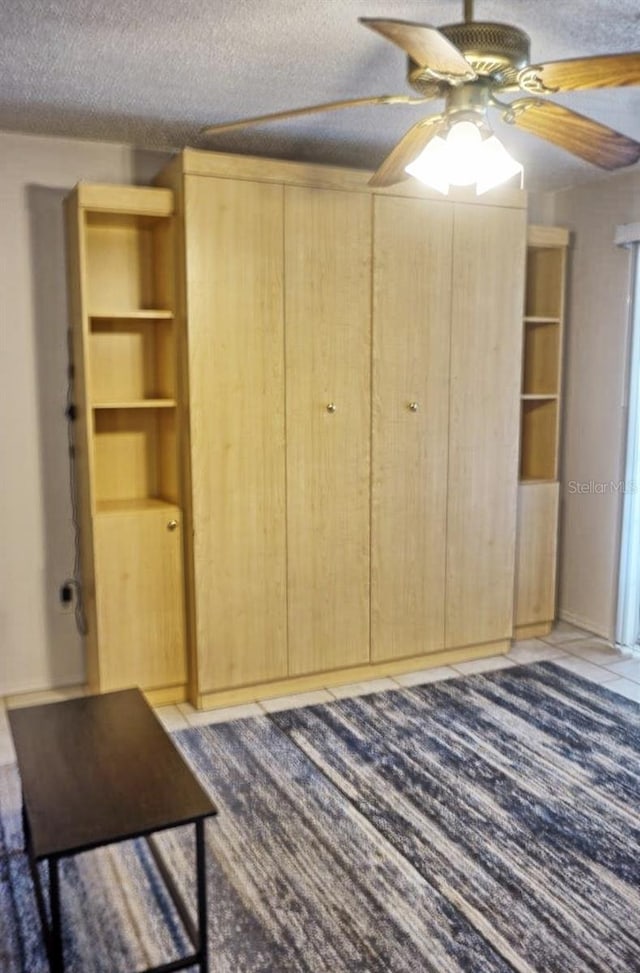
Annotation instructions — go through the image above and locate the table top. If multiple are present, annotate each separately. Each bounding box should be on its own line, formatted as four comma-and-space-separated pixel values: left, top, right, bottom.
8, 688, 217, 860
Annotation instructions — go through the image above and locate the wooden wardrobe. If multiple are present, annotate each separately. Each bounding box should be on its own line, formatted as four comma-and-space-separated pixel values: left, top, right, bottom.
155, 149, 527, 709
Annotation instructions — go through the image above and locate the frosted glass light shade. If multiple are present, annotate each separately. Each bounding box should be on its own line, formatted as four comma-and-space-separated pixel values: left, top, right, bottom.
405, 120, 522, 196
474, 135, 523, 194
405, 136, 450, 194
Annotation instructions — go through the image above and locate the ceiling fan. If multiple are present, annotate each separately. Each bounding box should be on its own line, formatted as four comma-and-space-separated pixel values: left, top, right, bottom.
202, 0, 640, 193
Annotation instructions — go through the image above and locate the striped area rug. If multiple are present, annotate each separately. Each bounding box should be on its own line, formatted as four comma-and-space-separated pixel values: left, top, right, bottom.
1, 662, 639, 971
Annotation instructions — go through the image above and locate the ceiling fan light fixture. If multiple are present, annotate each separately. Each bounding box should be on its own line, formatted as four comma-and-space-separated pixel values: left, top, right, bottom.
405, 118, 522, 195
405, 134, 451, 193
475, 134, 523, 194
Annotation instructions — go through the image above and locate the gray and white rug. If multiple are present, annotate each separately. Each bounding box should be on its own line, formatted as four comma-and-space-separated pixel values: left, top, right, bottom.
1, 662, 639, 971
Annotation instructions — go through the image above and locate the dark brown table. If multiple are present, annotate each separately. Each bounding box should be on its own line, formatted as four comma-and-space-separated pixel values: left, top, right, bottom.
8, 688, 218, 973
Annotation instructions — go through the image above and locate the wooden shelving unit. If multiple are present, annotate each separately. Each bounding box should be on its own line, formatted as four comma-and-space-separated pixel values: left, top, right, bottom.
66, 184, 187, 703
514, 225, 569, 638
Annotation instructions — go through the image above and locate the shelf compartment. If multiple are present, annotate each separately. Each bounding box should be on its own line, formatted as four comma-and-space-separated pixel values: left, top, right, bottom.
84, 211, 174, 314
95, 497, 178, 514
525, 247, 565, 319
93, 400, 176, 410
520, 398, 558, 481
89, 317, 176, 403
93, 407, 177, 505
522, 319, 561, 396
90, 309, 173, 320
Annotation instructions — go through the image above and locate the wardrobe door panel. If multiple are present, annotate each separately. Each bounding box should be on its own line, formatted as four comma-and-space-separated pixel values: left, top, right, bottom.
285, 186, 371, 676
185, 176, 288, 691
446, 203, 526, 648
371, 196, 452, 662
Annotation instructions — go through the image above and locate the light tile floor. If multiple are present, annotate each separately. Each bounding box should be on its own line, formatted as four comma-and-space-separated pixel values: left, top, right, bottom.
452, 655, 516, 676
331, 678, 398, 700
394, 666, 458, 688
2, 623, 640, 762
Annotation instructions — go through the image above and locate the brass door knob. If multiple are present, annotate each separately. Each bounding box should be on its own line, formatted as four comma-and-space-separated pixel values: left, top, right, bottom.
167, 519, 179, 531
408, 402, 419, 412
326, 402, 337, 413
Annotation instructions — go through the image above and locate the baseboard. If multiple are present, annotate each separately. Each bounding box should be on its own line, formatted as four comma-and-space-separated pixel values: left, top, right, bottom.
558, 608, 610, 643
514, 622, 553, 640
4, 682, 87, 710
196, 639, 511, 711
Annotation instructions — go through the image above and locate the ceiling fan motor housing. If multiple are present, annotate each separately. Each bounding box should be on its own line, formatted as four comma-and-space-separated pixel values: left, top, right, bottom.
408, 21, 531, 93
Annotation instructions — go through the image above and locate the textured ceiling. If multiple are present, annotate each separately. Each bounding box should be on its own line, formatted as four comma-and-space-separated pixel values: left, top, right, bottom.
2, 0, 639, 191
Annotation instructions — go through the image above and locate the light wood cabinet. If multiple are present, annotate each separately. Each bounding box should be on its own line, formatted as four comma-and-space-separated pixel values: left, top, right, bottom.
65, 184, 187, 703
69, 161, 531, 709
285, 186, 372, 675
153, 150, 528, 706
515, 225, 569, 637
371, 195, 452, 662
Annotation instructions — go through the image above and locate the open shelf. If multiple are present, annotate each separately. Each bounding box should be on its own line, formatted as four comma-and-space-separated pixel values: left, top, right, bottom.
92, 408, 177, 506
520, 398, 558, 481
84, 211, 173, 314
93, 400, 176, 410
89, 317, 176, 404
95, 497, 178, 514
522, 319, 560, 396
525, 247, 565, 319
519, 230, 567, 488
89, 310, 173, 320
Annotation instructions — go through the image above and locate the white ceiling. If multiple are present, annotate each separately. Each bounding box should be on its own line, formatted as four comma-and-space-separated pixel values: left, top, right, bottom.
2, 0, 639, 191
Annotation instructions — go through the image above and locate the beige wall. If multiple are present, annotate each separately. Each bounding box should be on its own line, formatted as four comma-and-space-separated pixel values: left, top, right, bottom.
0, 127, 636, 694
552, 169, 640, 640
0, 131, 169, 695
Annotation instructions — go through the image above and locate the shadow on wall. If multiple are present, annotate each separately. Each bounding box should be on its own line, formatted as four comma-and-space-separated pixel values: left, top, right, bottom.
27, 183, 84, 690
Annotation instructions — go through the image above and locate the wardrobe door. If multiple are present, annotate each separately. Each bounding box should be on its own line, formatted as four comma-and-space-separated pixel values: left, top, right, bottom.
371, 196, 452, 662
285, 186, 372, 676
446, 202, 526, 648
184, 176, 288, 692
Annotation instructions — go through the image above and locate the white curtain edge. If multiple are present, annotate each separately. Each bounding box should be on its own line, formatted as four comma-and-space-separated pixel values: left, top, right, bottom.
615, 242, 640, 652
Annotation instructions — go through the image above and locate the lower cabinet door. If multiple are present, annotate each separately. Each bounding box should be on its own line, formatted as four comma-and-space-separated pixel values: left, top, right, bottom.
93, 507, 187, 692
514, 481, 560, 629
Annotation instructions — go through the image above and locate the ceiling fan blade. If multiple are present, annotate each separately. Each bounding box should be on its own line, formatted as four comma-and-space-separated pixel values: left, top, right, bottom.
360, 18, 476, 82
517, 52, 640, 93
369, 115, 443, 188
505, 99, 640, 169
201, 94, 434, 135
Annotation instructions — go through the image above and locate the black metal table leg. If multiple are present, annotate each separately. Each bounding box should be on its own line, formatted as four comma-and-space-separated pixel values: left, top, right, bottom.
195, 819, 208, 973
48, 857, 64, 973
